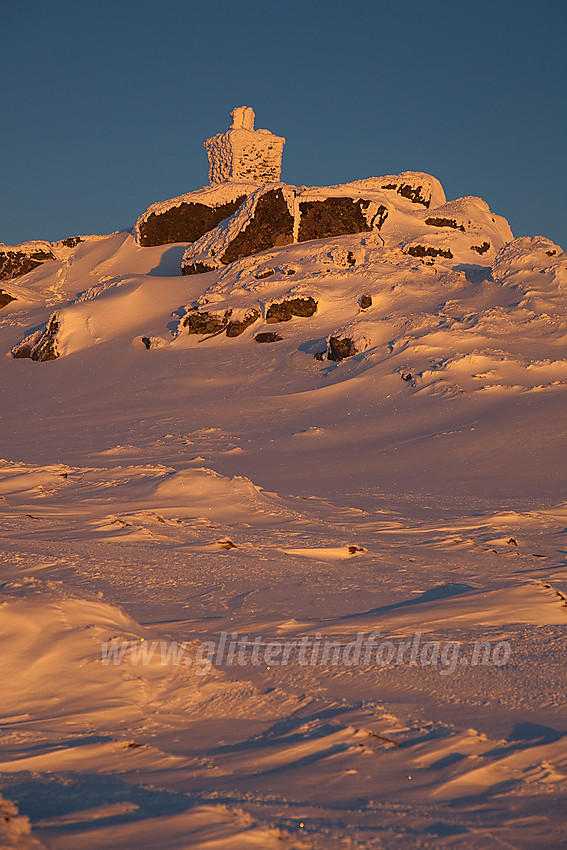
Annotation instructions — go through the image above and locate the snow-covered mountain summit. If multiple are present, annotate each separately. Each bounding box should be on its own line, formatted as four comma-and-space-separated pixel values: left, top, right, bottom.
2, 109, 567, 850
0, 105, 564, 387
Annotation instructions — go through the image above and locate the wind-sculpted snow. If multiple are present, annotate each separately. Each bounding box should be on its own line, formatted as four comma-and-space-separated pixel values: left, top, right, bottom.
2, 172, 567, 848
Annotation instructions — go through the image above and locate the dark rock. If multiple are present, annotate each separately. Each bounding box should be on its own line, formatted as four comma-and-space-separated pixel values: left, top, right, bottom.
314, 350, 326, 361
266, 296, 318, 323
425, 216, 465, 232
141, 337, 151, 349
0, 248, 55, 281
382, 181, 431, 207
182, 262, 217, 276
138, 197, 246, 247
470, 241, 490, 255
0, 289, 16, 309
225, 310, 260, 337
255, 268, 275, 279
371, 205, 389, 229
183, 308, 259, 338
59, 236, 84, 248
298, 197, 377, 242
12, 314, 60, 361
11, 343, 33, 359
328, 336, 357, 361
255, 332, 283, 343
183, 310, 230, 335
546, 250, 557, 257
31, 315, 60, 361
220, 189, 294, 265
406, 245, 453, 259
360, 294, 372, 309
401, 372, 413, 381
346, 251, 356, 266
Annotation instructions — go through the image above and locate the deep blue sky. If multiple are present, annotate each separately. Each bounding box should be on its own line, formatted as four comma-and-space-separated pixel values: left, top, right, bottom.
2, 0, 566, 247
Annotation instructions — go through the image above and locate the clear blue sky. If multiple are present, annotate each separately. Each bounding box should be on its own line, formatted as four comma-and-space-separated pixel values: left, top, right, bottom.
2, 0, 566, 247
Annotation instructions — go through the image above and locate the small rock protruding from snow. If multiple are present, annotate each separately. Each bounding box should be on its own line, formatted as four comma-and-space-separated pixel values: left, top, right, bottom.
204, 106, 286, 185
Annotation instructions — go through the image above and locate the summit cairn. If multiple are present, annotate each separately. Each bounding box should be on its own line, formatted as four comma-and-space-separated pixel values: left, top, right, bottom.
204, 106, 286, 185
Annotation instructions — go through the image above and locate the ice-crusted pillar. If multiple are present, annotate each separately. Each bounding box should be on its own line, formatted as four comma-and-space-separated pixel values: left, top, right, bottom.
204, 106, 285, 184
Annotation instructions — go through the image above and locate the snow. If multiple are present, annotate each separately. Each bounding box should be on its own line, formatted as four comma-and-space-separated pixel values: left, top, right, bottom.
1, 173, 567, 848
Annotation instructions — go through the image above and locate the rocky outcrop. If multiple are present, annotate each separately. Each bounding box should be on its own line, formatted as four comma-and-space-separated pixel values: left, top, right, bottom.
219, 188, 294, 264
180, 173, 447, 274
425, 216, 465, 232
0, 289, 16, 309
183, 310, 230, 335
0, 246, 55, 280
379, 175, 444, 208
265, 297, 318, 322
359, 295, 372, 309
183, 262, 217, 275
255, 332, 283, 343
328, 336, 357, 361
225, 310, 260, 337
12, 314, 60, 361
298, 198, 381, 242
138, 196, 247, 247
60, 236, 84, 248
406, 245, 454, 259
471, 241, 491, 255
182, 308, 260, 338
0, 236, 86, 282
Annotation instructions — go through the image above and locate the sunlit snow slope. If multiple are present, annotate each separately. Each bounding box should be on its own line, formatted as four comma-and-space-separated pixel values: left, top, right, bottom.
1, 173, 566, 849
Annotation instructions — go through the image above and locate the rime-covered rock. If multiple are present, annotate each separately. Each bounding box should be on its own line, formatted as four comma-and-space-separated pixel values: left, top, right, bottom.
255, 332, 283, 343
181, 175, 446, 273
0, 289, 16, 309
375, 172, 446, 209
204, 106, 286, 185
135, 183, 255, 248
12, 313, 60, 361
328, 336, 357, 361
265, 297, 318, 323
182, 308, 260, 338
182, 185, 295, 273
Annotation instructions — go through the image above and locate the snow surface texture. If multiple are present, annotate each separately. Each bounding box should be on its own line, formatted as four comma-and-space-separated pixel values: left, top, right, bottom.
1, 166, 567, 848
204, 106, 286, 184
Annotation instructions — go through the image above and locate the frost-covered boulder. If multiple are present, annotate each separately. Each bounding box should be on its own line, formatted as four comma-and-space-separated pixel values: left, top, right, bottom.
0, 288, 16, 309
181, 307, 260, 338
135, 182, 256, 247
400, 196, 514, 263
12, 313, 60, 361
328, 336, 357, 361
371, 171, 446, 209
182, 185, 295, 273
